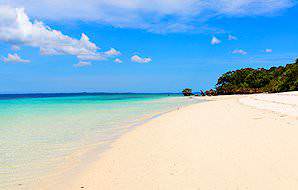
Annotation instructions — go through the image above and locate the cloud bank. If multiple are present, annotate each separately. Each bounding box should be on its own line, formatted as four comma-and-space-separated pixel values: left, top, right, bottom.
0, 0, 294, 33
0, 5, 120, 64
3, 53, 30, 63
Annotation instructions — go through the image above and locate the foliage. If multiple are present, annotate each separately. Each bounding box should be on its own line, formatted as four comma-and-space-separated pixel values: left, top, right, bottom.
182, 88, 193, 96
204, 89, 217, 96
216, 59, 298, 95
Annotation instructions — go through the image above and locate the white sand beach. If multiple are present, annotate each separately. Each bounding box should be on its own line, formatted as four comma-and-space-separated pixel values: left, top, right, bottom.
42, 92, 298, 190
239, 91, 298, 117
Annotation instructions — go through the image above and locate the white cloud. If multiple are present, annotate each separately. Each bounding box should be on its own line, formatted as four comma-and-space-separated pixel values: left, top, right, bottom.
0, 5, 118, 63
2, 53, 30, 63
105, 48, 121, 56
265, 49, 273, 53
77, 53, 106, 61
228, 35, 237, 40
74, 61, 91, 67
131, 55, 152, 63
0, 5, 97, 56
77, 48, 121, 61
232, 49, 247, 55
11, 45, 20, 51
211, 36, 221, 45
114, 58, 123, 63
0, 0, 294, 33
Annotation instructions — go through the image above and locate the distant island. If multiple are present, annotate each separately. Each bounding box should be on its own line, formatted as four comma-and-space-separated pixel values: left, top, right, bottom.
183, 58, 298, 96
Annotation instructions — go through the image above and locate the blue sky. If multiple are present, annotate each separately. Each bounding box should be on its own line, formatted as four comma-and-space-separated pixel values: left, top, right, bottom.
0, 1, 297, 93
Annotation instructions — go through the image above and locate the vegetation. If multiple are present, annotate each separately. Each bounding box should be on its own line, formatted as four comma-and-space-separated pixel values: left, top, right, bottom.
182, 59, 298, 96
216, 59, 298, 95
182, 88, 193, 96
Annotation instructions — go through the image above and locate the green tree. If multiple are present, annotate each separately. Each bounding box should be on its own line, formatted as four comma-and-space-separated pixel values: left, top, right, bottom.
215, 59, 298, 95
182, 88, 193, 96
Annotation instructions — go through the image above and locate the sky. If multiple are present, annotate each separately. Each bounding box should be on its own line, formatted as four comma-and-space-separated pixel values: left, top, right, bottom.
0, 0, 297, 93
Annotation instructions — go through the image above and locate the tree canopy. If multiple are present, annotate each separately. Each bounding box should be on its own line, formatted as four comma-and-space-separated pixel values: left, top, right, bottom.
182, 88, 193, 96
216, 59, 298, 95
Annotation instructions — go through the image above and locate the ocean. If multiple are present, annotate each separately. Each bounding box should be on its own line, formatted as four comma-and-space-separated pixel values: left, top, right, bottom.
0, 93, 201, 188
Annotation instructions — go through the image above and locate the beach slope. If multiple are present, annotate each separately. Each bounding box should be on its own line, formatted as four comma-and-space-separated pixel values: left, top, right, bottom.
50, 93, 298, 190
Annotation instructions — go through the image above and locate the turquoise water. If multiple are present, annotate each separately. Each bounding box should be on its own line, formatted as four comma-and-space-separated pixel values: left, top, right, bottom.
0, 93, 200, 188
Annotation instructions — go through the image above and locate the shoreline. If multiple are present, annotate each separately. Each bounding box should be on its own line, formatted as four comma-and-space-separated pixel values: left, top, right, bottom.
41, 92, 298, 190
24, 97, 202, 190
33, 93, 298, 189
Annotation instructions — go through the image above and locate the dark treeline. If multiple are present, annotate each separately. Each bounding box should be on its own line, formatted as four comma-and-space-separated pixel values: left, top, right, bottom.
182, 59, 298, 96
216, 59, 298, 95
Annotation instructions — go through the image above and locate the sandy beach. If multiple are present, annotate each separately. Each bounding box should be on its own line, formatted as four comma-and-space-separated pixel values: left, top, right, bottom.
1, 3, 298, 190
42, 92, 298, 190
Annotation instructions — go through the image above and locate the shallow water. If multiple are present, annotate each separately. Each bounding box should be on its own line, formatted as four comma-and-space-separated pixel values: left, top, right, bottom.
0, 93, 201, 188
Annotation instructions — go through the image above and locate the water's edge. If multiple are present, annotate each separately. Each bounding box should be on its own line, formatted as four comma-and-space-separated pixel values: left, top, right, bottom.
1, 95, 204, 189
35, 97, 205, 189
